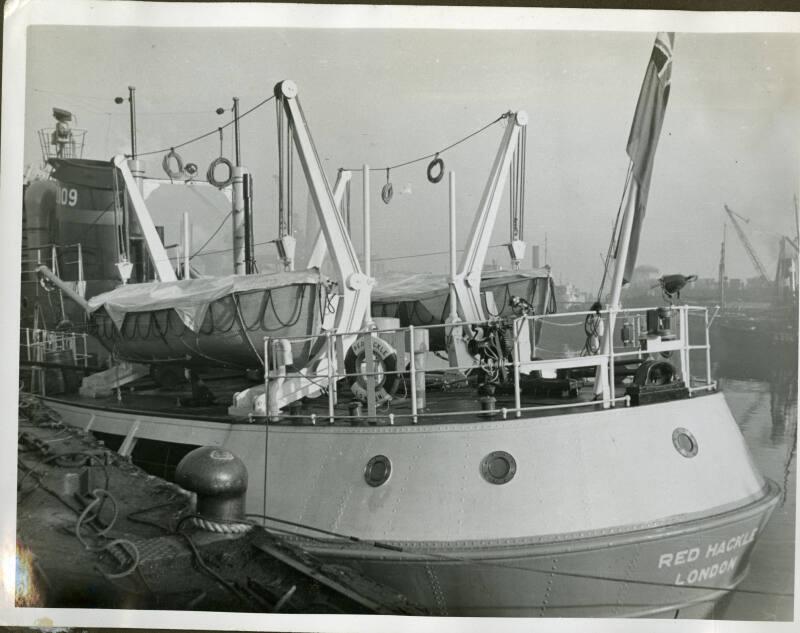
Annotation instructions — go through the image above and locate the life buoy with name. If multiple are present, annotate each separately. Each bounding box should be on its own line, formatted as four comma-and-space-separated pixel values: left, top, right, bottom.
344, 336, 400, 404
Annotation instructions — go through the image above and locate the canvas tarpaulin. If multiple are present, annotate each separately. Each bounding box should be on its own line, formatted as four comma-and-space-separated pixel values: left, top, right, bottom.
88, 269, 323, 332
372, 269, 556, 350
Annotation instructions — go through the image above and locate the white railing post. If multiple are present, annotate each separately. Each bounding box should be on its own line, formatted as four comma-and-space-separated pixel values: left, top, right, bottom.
683, 307, 691, 392
409, 325, 418, 424
607, 309, 617, 407
704, 307, 712, 387
263, 336, 270, 421
326, 331, 336, 423
512, 317, 522, 417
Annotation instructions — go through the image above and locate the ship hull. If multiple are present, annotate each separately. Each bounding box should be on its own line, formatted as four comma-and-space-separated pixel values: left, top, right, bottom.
306, 482, 778, 617
38, 391, 781, 617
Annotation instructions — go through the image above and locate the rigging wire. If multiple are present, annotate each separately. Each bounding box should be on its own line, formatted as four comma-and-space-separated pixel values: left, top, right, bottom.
131, 95, 275, 158
340, 112, 509, 173
189, 210, 233, 260
596, 162, 633, 305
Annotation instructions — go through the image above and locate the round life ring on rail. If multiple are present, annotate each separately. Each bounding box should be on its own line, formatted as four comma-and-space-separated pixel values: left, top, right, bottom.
344, 336, 401, 405
185, 162, 198, 176
162, 149, 184, 179
427, 155, 444, 184
207, 157, 234, 188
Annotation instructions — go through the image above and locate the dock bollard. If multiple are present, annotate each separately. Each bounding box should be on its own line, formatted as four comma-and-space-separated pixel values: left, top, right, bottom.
175, 446, 251, 533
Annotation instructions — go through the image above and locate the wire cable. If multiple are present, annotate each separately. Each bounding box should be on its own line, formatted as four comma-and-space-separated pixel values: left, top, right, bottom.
189, 210, 233, 259
341, 113, 508, 173
131, 95, 275, 158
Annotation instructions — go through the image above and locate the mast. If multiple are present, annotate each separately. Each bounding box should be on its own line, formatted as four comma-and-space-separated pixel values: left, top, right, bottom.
594, 33, 674, 402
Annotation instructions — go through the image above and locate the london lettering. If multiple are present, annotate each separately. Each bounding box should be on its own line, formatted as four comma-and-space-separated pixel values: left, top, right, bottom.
655, 528, 758, 585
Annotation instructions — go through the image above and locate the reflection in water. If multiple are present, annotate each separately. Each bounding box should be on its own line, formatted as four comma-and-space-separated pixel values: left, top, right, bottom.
712, 311, 797, 621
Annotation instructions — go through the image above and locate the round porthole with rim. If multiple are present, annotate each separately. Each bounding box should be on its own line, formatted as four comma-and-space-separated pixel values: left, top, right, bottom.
480, 451, 517, 485
364, 454, 391, 487
672, 428, 699, 458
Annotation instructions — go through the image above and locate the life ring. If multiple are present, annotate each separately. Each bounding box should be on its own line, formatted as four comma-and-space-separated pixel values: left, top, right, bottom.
162, 149, 184, 179
185, 162, 198, 176
344, 336, 401, 404
381, 168, 393, 204
381, 182, 393, 204
207, 157, 234, 188
427, 155, 444, 184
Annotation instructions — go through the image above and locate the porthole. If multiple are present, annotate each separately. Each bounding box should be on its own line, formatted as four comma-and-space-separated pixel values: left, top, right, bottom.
672, 428, 698, 458
364, 454, 391, 487
481, 451, 517, 485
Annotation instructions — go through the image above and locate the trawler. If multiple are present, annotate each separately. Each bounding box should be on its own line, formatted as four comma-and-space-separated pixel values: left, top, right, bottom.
18, 34, 781, 618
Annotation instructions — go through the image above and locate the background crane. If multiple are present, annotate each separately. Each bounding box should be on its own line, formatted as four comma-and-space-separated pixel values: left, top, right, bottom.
723, 204, 769, 282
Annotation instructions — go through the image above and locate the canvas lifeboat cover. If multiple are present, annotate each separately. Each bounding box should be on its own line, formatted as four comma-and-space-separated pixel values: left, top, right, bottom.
372, 268, 556, 321
88, 269, 323, 332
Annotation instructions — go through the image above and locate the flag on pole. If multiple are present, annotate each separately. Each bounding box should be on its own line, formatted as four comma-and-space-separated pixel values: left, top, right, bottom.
623, 32, 674, 284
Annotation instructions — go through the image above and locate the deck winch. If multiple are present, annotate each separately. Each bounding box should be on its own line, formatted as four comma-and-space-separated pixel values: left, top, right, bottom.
625, 359, 689, 406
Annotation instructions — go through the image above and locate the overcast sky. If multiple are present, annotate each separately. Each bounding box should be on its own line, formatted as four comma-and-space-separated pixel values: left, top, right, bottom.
24, 25, 800, 289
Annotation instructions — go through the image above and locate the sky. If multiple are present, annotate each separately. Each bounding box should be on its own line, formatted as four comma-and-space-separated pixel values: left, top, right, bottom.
23, 24, 800, 291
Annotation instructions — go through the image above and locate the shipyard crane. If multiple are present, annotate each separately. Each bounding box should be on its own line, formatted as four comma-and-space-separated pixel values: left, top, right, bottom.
723, 204, 769, 282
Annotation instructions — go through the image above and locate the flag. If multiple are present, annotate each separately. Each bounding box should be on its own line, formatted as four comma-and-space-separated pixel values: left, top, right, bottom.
622, 32, 674, 284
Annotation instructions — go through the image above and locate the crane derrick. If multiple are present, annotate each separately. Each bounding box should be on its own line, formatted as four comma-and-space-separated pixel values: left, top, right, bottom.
723, 204, 769, 282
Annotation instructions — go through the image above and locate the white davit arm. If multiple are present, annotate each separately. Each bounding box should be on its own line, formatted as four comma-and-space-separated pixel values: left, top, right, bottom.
112, 155, 177, 282
276, 80, 371, 338
452, 111, 528, 322
306, 169, 353, 269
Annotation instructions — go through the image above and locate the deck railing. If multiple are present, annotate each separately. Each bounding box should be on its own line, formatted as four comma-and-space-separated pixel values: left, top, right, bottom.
20, 327, 90, 396
262, 304, 716, 425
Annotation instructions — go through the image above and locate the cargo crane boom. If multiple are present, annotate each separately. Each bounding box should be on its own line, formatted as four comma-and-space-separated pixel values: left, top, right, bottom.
723, 204, 769, 282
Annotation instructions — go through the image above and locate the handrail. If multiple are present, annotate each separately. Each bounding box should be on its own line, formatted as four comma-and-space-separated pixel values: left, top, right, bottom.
262, 304, 713, 424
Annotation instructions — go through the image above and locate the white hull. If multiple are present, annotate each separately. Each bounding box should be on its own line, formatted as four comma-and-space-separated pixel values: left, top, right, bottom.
41, 391, 779, 616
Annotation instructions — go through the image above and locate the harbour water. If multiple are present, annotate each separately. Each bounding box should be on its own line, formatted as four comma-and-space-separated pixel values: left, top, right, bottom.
714, 342, 797, 621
